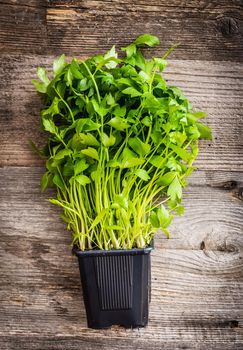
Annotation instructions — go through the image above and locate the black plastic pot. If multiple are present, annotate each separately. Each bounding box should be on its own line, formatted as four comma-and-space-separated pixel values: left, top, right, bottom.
73, 245, 153, 329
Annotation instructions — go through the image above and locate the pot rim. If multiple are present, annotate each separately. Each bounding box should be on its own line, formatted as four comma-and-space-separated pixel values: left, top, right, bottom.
72, 243, 154, 257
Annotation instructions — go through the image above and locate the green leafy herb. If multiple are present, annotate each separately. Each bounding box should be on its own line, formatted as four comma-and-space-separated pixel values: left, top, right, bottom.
33, 34, 212, 251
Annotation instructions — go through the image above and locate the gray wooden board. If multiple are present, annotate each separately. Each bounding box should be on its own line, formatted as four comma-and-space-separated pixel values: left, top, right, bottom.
0, 1, 243, 349
0, 167, 242, 250
0, 56, 242, 170
0, 167, 242, 349
0, 0, 242, 60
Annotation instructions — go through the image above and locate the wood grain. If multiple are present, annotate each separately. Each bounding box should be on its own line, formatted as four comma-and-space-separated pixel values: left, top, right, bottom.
0, 0, 47, 54
0, 1, 242, 60
46, 0, 243, 60
0, 167, 242, 250
0, 1, 243, 348
0, 56, 242, 170
0, 170, 243, 349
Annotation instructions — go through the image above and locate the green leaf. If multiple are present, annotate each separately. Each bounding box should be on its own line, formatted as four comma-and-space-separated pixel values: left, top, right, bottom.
81, 147, 99, 161
128, 137, 151, 157
176, 205, 184, 216
91, 98, 109, 117
63, 160, 74, 177
74, 159, 89, 175
53, 54, 66, 77
167, 175, 182, 201
132, 50, 146, 70
169, 144, 191, 162
166, 157, 182, 172
108, 117, 130, 131
65, 68, 73, 87
141, 116, 152, 126
116, 78, 132, 86
91, 168, 102, 181
154, 58, 167, 71
107, 160, 122, 168
70, 59, 83, 79
121, 43, 136, 58
42, 97, 60, 117
106, 93, 115, 106
149, 155, 165, 169
196, 122, 212, 140
139, 70, 150, 82
88, 208, 108, 232
37, 67, 50, 86
32, 80, 47, 93
170, 131, 187, 146
157, 205, 173, 229
54, 149, 72, 160
143, 93, 160, 111
112, 194, 128, 210
134, 34, 160, 47
192, 111, 207, 119
41, 172, 51, 192
79, 133, 100, 147
150, 211, 160, 228
122, 87, 142, 98
101, 132, 116, 147
122, 158, 145, 168
162, 228, 170, 238
42, 119, 58, 135
134, 169, 150, 181
75, 174, 91, 186
157, 171, 176, 186
53, 173, 65, 190
113, 105, 126, 118
76, 119, 101, 133
78, 77, 89, 91
187, 125, 200, 139
104, 45, 118, 69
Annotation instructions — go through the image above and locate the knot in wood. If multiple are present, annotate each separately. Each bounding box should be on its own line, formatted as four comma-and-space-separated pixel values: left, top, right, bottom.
235, 187, 243, 201
219, 17, 239, 37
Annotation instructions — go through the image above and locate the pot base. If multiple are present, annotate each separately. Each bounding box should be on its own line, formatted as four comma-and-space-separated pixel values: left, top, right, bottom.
73, 246, 153, 329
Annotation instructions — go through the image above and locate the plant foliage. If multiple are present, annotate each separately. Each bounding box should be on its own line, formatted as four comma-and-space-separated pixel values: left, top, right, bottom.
33, 34, 212, 251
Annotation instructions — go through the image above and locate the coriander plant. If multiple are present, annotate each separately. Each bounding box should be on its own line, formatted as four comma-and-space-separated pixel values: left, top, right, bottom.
33, 34, 212, 251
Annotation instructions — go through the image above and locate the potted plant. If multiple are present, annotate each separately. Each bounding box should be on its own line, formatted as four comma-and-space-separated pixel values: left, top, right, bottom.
32, 34, 212, 329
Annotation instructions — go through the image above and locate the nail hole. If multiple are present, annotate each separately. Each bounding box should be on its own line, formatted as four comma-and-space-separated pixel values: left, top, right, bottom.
229, 320, 239, 328
200, 241, 205, 250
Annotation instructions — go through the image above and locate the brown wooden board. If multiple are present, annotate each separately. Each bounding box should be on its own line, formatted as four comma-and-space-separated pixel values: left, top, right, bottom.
1, 1, 242, 60
0, 168, 242, 349
0, 56, 242, 169
0, 167, 242, 250
46, 0, 243, 61
0, 1, 243, 349
0, 0, 47, 54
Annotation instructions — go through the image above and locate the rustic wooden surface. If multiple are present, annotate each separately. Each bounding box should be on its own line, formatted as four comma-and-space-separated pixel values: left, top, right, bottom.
0, 1, 243, 349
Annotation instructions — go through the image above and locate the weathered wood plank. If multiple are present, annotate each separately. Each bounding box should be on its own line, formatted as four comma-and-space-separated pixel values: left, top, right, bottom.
45, 0, 243, 61
0, 166, 242, 249
0, 1, 242, 60
1, 335, 242, 350
0, 0, 47, 54
0, 205, 243, 348
0, 56, 242, 170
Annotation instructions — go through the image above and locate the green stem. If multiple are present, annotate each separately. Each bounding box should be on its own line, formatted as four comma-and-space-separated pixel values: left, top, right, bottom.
82, 61, 101, 103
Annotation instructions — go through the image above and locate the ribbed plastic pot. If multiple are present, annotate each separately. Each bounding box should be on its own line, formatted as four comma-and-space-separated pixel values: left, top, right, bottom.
73, 246, 153, 329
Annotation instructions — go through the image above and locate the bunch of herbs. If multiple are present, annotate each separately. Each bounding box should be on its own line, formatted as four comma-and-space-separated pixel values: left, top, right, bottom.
33, 34, 212, 251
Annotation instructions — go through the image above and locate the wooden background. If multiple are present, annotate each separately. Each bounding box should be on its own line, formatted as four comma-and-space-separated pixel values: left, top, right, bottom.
0, 1, 243, 349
